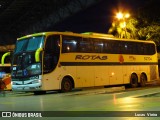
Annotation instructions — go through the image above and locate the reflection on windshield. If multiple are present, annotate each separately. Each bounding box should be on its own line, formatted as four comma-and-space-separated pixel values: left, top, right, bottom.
11, 51, 42, 78
14, 36, 45, 53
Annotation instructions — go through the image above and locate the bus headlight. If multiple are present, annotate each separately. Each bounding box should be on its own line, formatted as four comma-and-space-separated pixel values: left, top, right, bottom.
32, 80, 41, 84
12, 82, 17, 85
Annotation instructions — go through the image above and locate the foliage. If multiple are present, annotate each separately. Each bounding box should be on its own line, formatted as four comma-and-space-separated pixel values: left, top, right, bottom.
108, 0, 160, 45
138, 24, 160, 44
108, 18, 138, 39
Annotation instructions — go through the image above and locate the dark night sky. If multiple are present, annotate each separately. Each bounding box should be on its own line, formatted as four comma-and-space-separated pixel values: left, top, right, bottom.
51, 0, 146, 34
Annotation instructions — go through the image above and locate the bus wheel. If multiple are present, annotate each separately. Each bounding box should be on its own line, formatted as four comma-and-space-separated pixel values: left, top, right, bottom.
61, 77, 72, 92
139, 73, 147, 87
130, 74, 138, 88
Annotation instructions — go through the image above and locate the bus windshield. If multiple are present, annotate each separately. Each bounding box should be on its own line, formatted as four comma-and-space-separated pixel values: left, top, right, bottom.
14, 36, 45, 53
11, 36, 45, 78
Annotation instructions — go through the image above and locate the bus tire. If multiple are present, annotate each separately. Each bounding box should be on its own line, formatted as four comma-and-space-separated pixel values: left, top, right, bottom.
139, 73, 147, 87
61, 77, 72, 92
130, 73, 138, 88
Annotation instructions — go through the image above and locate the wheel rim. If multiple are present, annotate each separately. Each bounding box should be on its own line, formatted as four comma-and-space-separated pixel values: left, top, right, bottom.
140, 74, 146, 86
131, 74, 138, 87
63, 80, 71, 91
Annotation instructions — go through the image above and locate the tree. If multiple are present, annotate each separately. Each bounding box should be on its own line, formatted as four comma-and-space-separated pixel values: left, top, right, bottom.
108, 0, 160, 45
136, 0, 160, 44
137, 0, 160, 25
108, 17, 138, 39
138, 24, 160, 45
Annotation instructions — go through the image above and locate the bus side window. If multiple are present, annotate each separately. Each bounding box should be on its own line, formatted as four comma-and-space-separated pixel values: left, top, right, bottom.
79, 40, 89, 52
132, 42, 138, 54
93, 39, 103, 53
104, 41, 115, 54
127, 42, 133, 54
103, 41, 109, 53
148, 43, 156, 55
62, 36, 81, 53
80, 38, 94, 53
121, 41, 132, 54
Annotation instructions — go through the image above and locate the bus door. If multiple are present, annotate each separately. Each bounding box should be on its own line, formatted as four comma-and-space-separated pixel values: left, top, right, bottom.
43, 35, 60, 90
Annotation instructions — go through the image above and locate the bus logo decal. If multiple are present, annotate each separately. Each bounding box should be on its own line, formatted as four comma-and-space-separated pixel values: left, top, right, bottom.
75, 55, 108, 60
144, 57, 152, 61
129, 56, 136, 61
119, 54, 124, 63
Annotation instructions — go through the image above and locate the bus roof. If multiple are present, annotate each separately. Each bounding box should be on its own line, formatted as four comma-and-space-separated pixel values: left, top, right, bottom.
17, 31, 155, 44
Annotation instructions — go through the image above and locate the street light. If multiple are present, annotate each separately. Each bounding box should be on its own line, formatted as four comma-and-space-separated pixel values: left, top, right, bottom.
116, 12, 130, 38
125, 13, 130, 18
116, 12, 123, 20
116, 12, 130, 20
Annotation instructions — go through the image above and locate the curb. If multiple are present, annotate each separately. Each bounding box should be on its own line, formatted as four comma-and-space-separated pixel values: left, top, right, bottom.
65, 86, 125, 96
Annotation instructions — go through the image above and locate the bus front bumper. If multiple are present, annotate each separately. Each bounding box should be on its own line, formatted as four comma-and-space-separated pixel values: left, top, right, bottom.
12, 83, 42, 91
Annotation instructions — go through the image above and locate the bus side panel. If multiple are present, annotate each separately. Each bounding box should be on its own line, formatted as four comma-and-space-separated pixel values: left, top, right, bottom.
123, 65, 139, 84
123, 66, 130, 84
42, 73, 60, 90
123, 65, 153, 84
42, 66, 77, 90
94, 66, 109, 86
109, 66, 123, 85
76, 66, 94, 87
149, 65, 159, 81
139, 65, 150, 82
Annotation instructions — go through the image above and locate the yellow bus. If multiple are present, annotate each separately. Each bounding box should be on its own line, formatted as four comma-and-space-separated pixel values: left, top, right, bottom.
0, 51, 12, 90
10, 32, 159, 93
